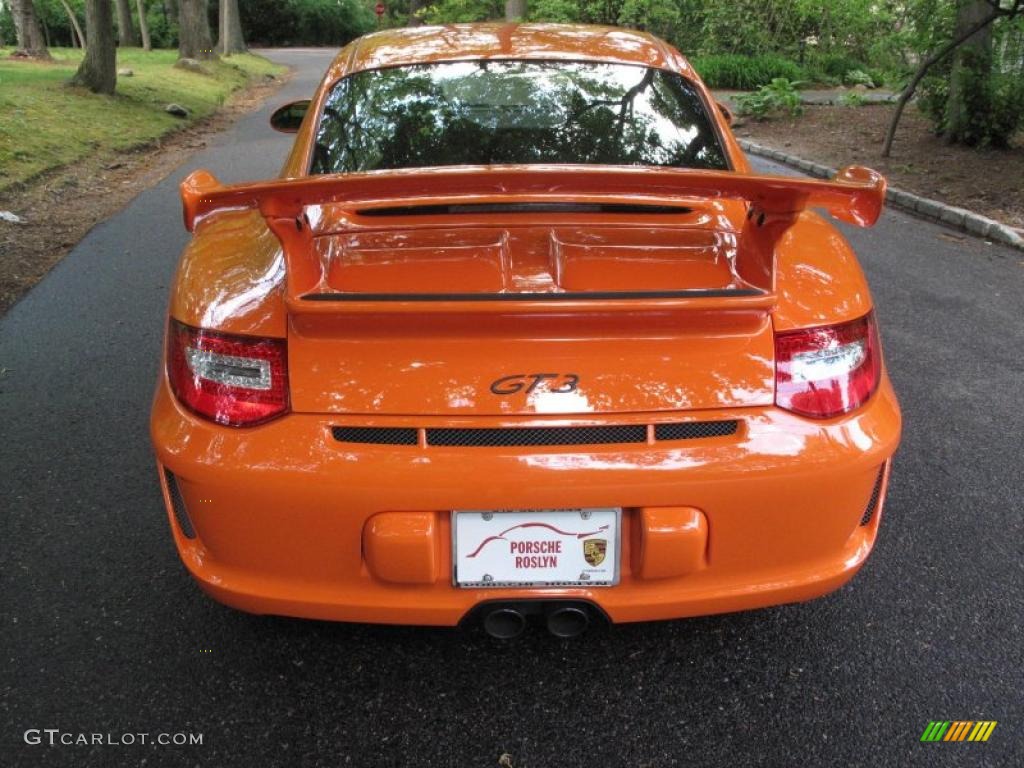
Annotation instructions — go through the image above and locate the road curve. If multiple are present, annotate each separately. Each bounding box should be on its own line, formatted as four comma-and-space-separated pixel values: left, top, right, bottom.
2, 49, 1021, 767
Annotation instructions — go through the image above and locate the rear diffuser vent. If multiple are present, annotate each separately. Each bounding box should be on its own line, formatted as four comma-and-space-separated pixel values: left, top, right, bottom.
164, 469, 196, 539
332, 420, 739, 448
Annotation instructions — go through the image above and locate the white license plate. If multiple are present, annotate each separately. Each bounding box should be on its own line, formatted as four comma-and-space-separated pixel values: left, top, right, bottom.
452, 508, 620, 587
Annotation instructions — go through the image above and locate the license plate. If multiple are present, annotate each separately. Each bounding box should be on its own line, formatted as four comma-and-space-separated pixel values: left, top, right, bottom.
452, 508, 620, 587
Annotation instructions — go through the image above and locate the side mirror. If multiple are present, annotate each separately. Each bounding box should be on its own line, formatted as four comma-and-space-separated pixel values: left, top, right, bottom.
716, 101, 734, 125
270, 100, 310, 133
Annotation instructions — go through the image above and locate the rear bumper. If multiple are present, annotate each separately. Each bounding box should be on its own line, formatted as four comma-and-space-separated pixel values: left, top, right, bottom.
151, 376, 901, 625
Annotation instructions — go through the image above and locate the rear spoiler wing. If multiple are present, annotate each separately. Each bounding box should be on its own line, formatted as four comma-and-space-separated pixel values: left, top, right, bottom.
182, 164, 886, 232
179, 164, 885, 314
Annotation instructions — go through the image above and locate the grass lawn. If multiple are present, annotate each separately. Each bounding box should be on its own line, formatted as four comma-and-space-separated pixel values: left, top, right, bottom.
0, 48, 285, 193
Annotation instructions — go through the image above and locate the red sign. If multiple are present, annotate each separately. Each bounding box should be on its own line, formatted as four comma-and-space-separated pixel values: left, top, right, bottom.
375, 2, 385, 15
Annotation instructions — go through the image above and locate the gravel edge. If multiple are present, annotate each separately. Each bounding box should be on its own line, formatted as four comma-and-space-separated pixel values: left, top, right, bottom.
738, 138, 1024, 251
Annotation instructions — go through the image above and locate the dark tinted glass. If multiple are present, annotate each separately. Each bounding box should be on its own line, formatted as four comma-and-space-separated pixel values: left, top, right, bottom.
311, 60, 728, 173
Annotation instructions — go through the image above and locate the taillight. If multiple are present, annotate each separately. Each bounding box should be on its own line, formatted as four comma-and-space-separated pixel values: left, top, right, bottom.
167, 320, 289, 426
775, 313, 880, 419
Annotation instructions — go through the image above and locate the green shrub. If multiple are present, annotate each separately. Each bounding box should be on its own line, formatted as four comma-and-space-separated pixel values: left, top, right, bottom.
867, 67, 899, 89
918, 75, 949, 132
690, 54, 805, 90
919, 53, 1024, 147
843, 69, 875, 88
735, 78, 804, 119
839, 91, 867, 107
805, 52, 877, 86
985, 75, 1024, 148
809, 52, 867, 79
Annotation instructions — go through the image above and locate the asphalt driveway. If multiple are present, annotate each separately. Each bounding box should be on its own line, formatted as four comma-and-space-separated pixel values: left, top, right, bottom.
1, 49, 1021, 767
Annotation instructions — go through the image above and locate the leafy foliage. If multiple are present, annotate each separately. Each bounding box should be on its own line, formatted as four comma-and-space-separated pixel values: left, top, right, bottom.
239, 0, 374, 46
734, 78, 804, 119
690, 54, 804, 90
843, 69, 875, 88
839, 91, 868, 107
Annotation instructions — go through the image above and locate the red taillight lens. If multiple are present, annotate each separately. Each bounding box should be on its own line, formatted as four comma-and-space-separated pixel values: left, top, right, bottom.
167, 320, 289, 426
775, 313, 881, 419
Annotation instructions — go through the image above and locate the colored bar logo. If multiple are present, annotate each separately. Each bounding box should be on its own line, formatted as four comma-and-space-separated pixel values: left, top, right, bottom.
921, 721, 997, 742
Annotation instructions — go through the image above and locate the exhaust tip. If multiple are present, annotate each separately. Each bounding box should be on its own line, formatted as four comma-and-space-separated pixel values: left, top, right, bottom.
483, 608, 527, 640
546, 606, 590, 638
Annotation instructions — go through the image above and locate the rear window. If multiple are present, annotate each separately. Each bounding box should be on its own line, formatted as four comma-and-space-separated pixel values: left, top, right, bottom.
311, 60, 728, 174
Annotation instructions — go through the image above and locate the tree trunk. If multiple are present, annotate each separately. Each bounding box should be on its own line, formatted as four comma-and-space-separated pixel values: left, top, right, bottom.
217, 0, 246, 55
504, 0, 525, 22
115, 0, 138, 46
136, 0, 151, 50
10, 0, 52, 58
943, 0, 994, 144
71, 0, 117, 95
178, 0, 215, 59
408, 0, 423, 26
60, 0, 88, 49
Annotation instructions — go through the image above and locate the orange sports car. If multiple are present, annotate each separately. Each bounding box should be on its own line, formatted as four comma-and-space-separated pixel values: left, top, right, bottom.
151, 23, 901, 638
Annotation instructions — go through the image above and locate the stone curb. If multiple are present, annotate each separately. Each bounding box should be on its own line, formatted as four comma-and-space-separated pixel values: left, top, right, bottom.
738, 138, 1024, 251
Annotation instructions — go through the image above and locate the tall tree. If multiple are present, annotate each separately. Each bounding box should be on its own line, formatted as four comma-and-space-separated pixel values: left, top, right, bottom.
71, 0, 117, 94
217, 0, 246, 55
505, 0, 525, 21
944, 0, 995, 143
882, 0, 1023, 156
114, 0, 138, 45
10, 0, 51, 58
178, 0, 214, 59
59, 0, 87, 48
135, 0, 151, 51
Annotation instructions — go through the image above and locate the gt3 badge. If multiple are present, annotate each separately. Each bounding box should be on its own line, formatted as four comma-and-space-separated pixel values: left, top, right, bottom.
490, 373, 579, 395
583, 539, 607, 567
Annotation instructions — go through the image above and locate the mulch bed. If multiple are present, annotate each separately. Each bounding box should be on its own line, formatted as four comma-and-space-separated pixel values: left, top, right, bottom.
733, 103, 1024, 231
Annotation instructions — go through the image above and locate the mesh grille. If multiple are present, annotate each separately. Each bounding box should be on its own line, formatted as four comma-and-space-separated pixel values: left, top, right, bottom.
426, 425, 647, 447
330, 421, 741, 447
859, 466, 886, 526
332, 426, 418, 445
655, 420, 739, 441
164, 469, 195, 539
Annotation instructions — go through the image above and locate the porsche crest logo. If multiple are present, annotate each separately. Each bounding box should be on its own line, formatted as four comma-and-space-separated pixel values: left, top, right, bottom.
583, 539, 607, 567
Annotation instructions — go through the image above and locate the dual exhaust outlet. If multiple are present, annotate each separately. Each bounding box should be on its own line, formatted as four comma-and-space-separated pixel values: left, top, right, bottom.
472, 601, 604, 639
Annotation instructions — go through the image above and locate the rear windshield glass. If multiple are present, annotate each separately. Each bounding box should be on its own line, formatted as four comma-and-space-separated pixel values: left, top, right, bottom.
310, 60, 728, 174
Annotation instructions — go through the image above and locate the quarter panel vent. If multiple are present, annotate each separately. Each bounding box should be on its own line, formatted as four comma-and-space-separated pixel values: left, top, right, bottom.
164, 469, 196, 539
859, 465, 886, 526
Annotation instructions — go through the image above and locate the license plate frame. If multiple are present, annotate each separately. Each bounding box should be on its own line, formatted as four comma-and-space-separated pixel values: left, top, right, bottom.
451, 508, 621, 588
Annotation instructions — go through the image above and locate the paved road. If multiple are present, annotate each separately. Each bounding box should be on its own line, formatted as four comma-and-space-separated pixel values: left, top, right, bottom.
2, 49, 1021, 768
